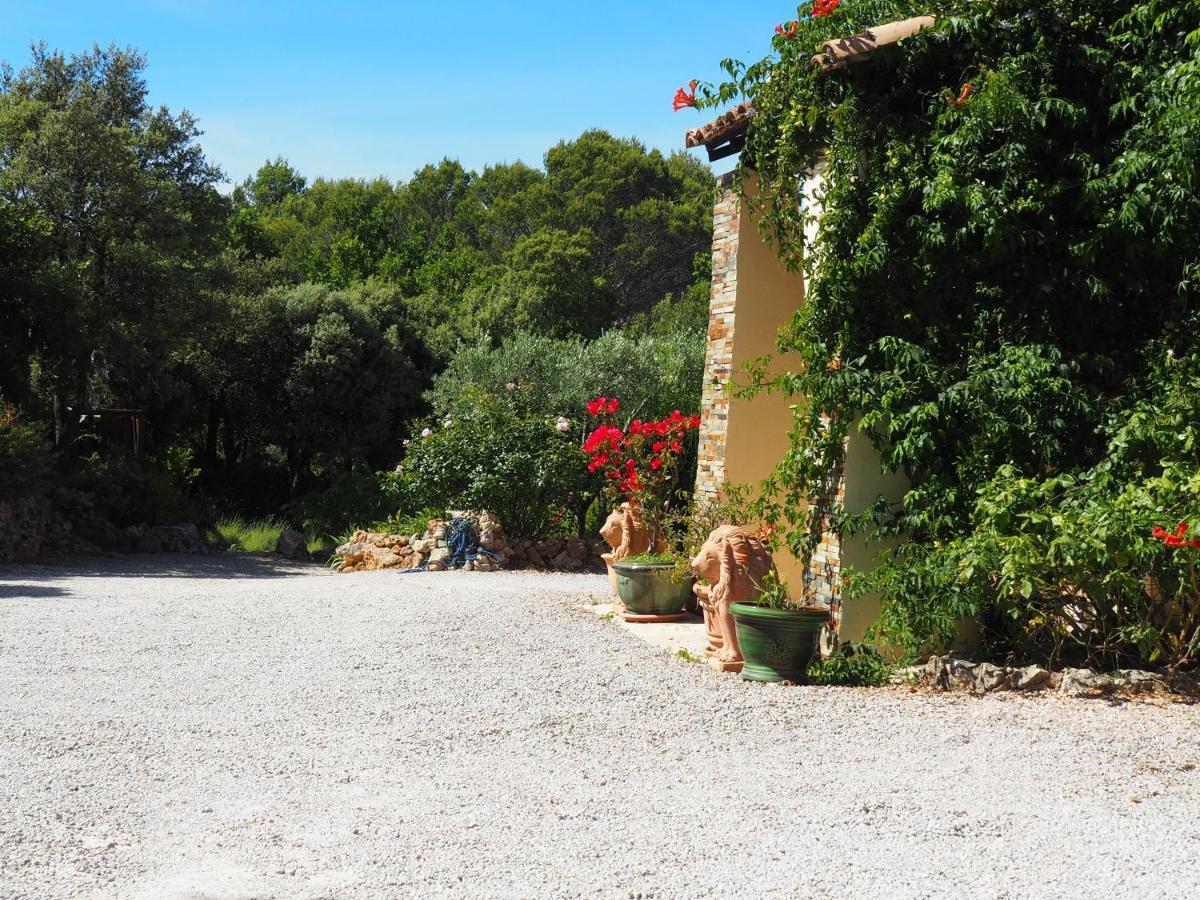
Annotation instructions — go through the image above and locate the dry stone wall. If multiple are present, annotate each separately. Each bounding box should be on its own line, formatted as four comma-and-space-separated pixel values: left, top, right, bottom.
336, 512, 605, 574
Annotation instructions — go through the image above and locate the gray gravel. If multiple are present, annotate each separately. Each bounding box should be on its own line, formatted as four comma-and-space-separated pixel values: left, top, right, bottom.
1, 555, 1198, 899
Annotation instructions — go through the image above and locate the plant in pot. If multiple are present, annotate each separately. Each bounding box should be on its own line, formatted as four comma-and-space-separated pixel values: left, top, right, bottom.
731, 570, 831, 683
585, 397, 700, 622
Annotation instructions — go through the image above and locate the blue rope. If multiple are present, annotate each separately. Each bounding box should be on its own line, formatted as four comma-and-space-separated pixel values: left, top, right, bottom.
395, 516, 498, 574
445, 516, 499, 569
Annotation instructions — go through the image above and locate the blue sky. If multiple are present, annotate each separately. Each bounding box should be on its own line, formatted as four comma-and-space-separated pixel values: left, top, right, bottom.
2, 0, 792, 188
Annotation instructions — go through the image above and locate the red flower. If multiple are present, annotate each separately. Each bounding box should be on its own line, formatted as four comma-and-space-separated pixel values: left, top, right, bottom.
1153, 522, 1199, 549
607, 397, 619, 415
947, 83, 974, 107
586, 396, 607, 416
673, 80, 698, 112
812, 0, 840, 17
669, 440, 682, 453
652, 441, 665, 454
651, 457, 663, 471
775, 21, 799, 39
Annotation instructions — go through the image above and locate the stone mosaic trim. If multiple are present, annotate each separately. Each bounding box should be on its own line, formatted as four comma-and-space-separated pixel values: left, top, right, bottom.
803, 427, 847, 619
694, 173, 739, 503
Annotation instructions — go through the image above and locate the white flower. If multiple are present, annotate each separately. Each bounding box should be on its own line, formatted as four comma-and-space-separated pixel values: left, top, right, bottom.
505, 382, 516, 391
402, 438, 410, 446
421, 427, 433, 438
394, 464, 404, 473
443, 417, 452, 428
555, 417, 571, 433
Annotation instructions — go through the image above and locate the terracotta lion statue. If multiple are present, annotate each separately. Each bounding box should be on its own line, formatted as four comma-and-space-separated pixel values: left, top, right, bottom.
599, 502, 665, 596
690, 525, 775, 671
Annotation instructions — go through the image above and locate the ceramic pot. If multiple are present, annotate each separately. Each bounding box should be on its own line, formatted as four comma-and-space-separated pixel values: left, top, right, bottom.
730, 602, 829, 683
613, 562, 693, 622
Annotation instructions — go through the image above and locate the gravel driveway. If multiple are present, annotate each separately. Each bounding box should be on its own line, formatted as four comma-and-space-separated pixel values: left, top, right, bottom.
1, 555, 1198, 899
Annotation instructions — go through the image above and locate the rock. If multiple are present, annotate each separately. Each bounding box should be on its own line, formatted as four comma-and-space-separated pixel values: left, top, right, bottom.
1059, 668, 1123, 696
565, 539, 587, 560
927, 656, 976, 691
362, 545, 401, 570
149, 523, 203, 554
525, 548, 545, 568
135, 532, 164, 554
426, 561, 446, 572
462, 560, 475, 572
1013, 665, 1051, 690
972, 662, 1011, 693
551, 549, 583, 570
429, 547, 451, 566
276, 527, 310, 561
410, 538, 433, 554
0, 497, 52, 562
74, 516, 131, 552
1122, 670, 1165, 694
480, 528, 503, 552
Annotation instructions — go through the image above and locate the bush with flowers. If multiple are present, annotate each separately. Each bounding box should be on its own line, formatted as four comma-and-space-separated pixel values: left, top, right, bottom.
583, 396, 701, 561
383, 413, 592, 538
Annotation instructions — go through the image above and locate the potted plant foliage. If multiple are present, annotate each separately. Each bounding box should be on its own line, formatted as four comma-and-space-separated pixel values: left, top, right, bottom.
584, 397, 700, 621
731, 570, 830, 683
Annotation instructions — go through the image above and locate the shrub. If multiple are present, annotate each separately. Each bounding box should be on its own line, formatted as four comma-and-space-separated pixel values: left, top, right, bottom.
0, 404, 52, 501
807, 643, 893, 687
425, 328, 705, 427
76, 450, 198, 527
289, 470, 393, 537
859, 346, 1200, 669
393, 414, 591, 538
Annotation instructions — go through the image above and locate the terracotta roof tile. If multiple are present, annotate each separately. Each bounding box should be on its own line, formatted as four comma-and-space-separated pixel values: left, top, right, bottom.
684, 15, 938, 156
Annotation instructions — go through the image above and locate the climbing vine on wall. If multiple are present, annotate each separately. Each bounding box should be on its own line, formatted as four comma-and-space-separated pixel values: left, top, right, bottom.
697, 0, 1200, 666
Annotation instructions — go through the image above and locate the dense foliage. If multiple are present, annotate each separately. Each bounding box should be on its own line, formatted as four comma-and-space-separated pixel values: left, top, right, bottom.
702, 0, 1200, 667
389, 416, 591, 538
0, 405, 51, 501
0, 44, 712, 536
425, 330, 705, 426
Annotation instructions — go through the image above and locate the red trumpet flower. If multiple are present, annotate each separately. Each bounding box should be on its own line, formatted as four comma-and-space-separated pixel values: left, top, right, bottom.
775, 21, 799, 39
812, 0, 840, 17
947, 83, 974, 107
673, 80, 698, 112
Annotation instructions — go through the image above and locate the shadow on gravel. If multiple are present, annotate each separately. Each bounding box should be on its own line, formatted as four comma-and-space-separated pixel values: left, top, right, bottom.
0, 584, 72, 599
0, 553, 329, 581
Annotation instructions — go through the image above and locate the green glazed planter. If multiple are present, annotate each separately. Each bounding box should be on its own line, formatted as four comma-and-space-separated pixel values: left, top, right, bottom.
613, 562, 694, 622
730, 602, 829, 683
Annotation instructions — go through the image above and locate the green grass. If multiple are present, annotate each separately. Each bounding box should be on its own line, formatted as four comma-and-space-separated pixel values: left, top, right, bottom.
211, 516, 285, 553
209, 515, 339, 557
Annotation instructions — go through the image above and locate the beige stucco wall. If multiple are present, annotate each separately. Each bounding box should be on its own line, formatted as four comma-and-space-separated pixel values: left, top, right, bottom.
708, 170, 909, 642
718, 173, 810, 598
839, 421, 909, 642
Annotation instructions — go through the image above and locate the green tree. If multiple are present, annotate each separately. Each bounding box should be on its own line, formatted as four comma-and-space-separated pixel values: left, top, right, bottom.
0, 43, 226, 449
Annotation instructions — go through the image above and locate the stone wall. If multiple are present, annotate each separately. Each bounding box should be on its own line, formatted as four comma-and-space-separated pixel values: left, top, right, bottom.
336, 513, 606, 574
0, 496, 51, 563
694, 172, 740, 504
